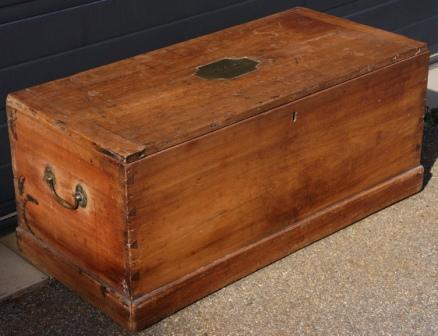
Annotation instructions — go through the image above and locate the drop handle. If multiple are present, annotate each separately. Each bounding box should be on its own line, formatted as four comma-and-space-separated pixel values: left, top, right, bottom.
43, 166, 87, 210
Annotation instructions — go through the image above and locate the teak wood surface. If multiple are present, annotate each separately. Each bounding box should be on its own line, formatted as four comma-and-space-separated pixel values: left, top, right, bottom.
7, 7, 426, 161
6, 7, 428, 331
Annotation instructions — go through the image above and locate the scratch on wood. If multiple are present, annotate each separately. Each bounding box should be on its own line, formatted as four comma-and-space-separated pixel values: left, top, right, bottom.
18, 176, 25, 195
123, 225, 134, 298
292, 111, 298, 123
127, 170, 135, 185
252, 28, 279, 37
54, 119, 66, 131
7, 107, 18, 140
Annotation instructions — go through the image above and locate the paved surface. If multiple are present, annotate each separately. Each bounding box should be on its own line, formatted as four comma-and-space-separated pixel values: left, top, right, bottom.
0, 229, 21, 255
0, 217, 49, 303
0, 126, 436, 336
427, 64, 438, 108
0, 78, 437, 335
0, 239, 48, 303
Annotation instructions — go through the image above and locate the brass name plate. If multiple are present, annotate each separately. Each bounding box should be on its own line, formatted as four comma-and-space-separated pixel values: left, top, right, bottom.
195, 57, 260, 80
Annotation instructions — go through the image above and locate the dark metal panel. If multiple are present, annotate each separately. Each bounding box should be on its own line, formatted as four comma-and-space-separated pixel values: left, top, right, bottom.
347, 0, 438, 31
0, 199, 15, 218
0, 1, 95, 23
0, 0, 247, 68
0, 164, 14, 207
0, 213, 16, 232
327, 0, 391, 16
325, 0, 438, 52
0, 1, 32, 9
0, 0, 436, 226
0, 123, 10, 166
0, 110, 4, 130
396, 15, 438, 54
305, 0, 355, 11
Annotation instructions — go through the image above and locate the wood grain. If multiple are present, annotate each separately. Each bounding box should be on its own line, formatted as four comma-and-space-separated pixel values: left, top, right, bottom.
7, 107, 129, 294
127, 54, 428, 298
6, 6, 429, 331
17, 228, 132, 329
16, 165, 424, 331
7, 7, 426, 161
131, 165, 424, 330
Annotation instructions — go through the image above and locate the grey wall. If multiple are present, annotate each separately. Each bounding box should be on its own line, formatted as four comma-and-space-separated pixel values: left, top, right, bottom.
1, 0, 437, 223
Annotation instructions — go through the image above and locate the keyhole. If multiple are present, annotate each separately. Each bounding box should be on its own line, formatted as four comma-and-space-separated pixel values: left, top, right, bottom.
292, 111, 298, 123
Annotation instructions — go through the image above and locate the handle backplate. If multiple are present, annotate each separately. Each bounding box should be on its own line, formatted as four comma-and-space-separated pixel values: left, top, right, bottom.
43, 166, 87, 210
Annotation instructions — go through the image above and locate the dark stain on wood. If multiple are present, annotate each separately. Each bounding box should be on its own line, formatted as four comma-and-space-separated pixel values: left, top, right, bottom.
26, 194, 39, 205
131, 272, 140, 282
126, 149, 147, 163
129, 240, 138, 249
21, 194, 39, 235
54, 119, 67, 131
128, 207, 137, 218
5, 7, 428, 331
18, 176, 25, 195
93, 143, 124, 162
100, 285, 109, 297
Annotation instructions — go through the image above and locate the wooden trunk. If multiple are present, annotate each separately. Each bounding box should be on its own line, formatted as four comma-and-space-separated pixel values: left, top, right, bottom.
6, 7, 428, 331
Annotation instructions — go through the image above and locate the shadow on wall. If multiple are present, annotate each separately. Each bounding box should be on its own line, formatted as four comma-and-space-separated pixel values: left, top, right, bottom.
422, 89, 438, 188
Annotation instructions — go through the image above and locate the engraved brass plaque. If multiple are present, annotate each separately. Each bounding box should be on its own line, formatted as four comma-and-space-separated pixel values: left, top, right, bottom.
195, 57, 260, 80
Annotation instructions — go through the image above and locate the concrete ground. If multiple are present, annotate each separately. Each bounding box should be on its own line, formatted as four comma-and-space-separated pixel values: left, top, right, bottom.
0, 243, 47, 302
0, 72, 437, 336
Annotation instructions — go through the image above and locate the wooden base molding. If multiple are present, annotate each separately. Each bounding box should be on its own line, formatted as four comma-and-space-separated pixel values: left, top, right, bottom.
18, 166, 423, 331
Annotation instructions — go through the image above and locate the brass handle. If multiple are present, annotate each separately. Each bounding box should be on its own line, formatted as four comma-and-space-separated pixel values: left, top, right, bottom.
43, 166, 87, 210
